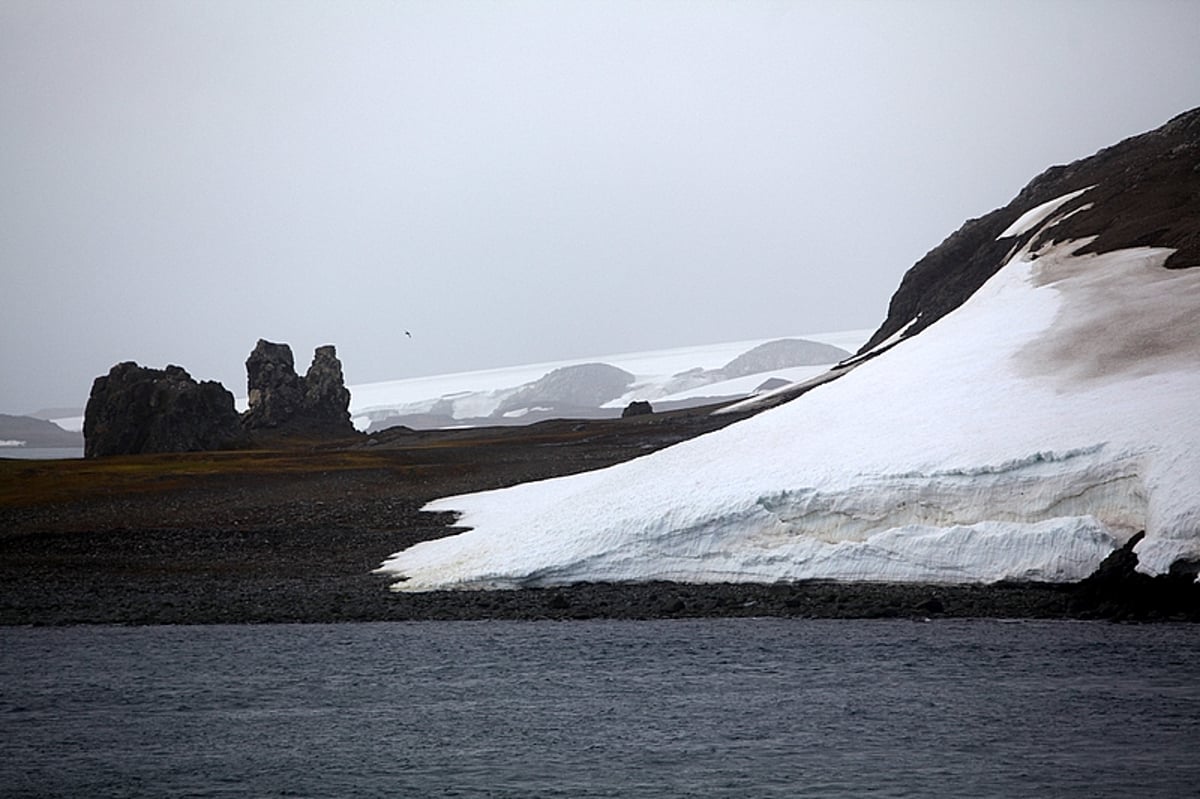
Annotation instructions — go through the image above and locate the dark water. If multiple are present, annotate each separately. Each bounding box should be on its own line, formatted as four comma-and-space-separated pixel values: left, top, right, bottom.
0, 447, 83, 460
2, 619, 1198, 798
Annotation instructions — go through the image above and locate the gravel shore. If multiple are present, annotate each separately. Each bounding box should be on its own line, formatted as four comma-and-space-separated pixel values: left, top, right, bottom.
2, 408, 1196, 625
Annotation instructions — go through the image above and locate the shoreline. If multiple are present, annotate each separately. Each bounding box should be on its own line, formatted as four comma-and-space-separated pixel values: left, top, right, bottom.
3, 409, 1197, 626
3, 574, 1194, 626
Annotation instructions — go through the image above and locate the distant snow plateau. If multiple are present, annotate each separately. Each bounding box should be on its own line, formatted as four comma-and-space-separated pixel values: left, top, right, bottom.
347, 331, 866, 432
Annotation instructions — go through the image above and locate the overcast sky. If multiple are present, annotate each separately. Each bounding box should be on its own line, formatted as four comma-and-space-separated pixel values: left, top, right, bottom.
2, 0, 1198, 415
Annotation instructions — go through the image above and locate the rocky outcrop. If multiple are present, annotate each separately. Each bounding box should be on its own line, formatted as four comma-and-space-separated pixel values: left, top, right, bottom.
242, 340, 355, 437
83, 363, 244, 457
622, 400, 653, 418
243, 340, 304, 429
303, 345, 353, 428
1069, 532, 1200, 621
82, 340, 357, 456
861, 106, 1200, 354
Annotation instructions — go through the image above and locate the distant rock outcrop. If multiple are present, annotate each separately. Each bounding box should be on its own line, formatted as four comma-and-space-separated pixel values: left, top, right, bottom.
242, 340, 355, 436
622, 400, 654, 418
83, 363, 244, 457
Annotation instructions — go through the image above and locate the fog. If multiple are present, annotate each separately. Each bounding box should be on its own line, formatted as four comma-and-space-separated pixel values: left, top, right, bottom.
2, 0, 1198, 415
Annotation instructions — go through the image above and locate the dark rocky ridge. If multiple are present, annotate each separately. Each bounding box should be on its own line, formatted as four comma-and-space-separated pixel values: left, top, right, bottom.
862, 106, 1200, 354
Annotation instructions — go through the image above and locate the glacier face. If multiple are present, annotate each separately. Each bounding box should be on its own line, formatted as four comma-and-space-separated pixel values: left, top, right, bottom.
378, 202, 1200, 590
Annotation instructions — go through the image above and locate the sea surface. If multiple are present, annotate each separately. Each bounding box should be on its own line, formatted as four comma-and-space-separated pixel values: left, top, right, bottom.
2, 619, 1197, 798
0, 447, 83, 460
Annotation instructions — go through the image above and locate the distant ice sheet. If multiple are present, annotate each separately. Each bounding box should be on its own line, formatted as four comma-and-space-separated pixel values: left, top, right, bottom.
346, 329, 871, 429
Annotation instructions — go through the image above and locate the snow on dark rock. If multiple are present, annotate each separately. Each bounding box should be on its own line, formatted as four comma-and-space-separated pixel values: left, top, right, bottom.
863, 105, 1200, 356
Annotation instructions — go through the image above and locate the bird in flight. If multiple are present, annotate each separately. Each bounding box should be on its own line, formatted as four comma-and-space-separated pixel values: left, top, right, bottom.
404, 330, 412, 338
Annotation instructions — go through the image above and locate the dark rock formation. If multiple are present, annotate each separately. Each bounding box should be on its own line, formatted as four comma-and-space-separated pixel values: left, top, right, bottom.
243, 340, 304, 429
861, 106, 1200, 355
82, 339, 356, 456
1070, 532, 1200, 621
242, 340, 355, 436
83, 363, 244, 457
622, 400, 653, 418
303, 346, 353, 427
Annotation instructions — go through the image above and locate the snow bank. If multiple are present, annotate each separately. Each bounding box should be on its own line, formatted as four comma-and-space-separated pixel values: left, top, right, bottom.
378, 210, 1199, 589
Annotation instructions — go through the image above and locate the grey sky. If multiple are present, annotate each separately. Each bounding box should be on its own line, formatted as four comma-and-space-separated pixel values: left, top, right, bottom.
2, 0, 1198, 415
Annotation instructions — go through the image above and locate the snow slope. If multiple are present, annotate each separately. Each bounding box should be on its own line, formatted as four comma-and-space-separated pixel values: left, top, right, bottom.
378, 190, 1200, 589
